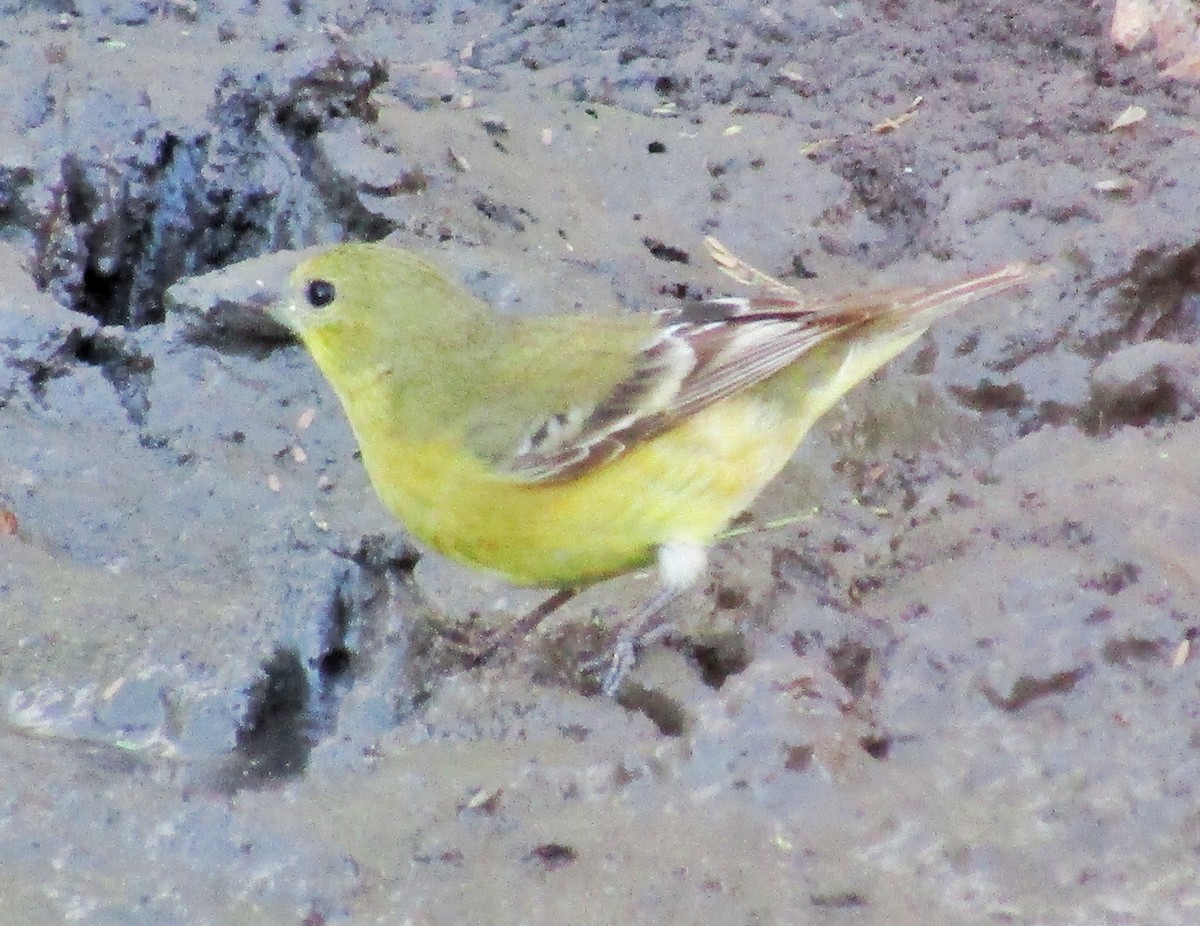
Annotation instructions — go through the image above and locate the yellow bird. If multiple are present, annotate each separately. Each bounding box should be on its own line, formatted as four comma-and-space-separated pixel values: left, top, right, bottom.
271, 241, 1034, 689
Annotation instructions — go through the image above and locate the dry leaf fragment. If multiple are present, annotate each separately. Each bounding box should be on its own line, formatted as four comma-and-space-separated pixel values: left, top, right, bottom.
872, 96, 924, 134
1094, 177, 1135, 193
703, 236, 800, 298
1112, 0, 1154, 47
1110, 105, 1147, 130
1110, 0, 1200, 79
799, 137, 836, 156
777, 61, 806, 86
464, 787, 502, 812
803, 97, 923, 155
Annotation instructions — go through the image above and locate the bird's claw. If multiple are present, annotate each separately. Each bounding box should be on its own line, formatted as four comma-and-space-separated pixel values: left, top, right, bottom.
577, 634, 640, 697
600, 637, 638, 697
585, 621, 679, 697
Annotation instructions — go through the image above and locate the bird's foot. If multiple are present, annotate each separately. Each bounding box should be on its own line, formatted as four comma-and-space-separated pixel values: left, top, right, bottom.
586, 620, 679, 697
600, 637, 638, 697
466, 588, 577, 668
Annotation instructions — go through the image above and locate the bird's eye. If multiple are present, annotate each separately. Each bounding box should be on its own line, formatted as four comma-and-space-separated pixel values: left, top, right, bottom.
306, 279, 336, 308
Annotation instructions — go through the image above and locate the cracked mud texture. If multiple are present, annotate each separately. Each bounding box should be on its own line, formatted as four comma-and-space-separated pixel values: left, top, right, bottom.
2, 1, 1200, 924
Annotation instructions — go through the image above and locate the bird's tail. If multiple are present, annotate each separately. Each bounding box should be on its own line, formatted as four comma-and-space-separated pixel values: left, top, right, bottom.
790, 261, 1044, 425
884, 261, 1043, 336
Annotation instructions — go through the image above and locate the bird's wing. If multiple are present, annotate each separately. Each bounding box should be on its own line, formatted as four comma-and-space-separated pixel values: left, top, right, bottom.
483, 294, 868, 483
478, 263, 1034, 483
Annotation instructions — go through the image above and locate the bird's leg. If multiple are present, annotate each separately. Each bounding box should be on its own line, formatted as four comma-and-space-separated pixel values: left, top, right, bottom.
468, 587, 577, 667
599, 586, 683, 696
599, 539, 708, 697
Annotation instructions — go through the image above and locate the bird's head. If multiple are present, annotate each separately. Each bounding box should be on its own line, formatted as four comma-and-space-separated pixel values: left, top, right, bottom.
272, 242, 489, 380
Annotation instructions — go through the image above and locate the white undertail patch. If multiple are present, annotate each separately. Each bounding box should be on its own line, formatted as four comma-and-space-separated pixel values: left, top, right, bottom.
656, 540, 709, 591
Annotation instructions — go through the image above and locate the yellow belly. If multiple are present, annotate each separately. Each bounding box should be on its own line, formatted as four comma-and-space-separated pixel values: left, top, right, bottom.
357, 392, 804, 587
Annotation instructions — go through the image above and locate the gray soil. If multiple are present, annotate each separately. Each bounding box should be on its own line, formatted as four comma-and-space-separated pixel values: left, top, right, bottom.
2, 1, 1199, 923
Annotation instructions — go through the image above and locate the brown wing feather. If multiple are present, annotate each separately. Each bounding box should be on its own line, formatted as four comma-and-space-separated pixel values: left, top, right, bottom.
503, 297, 858, 482
501, 263, 1035, 483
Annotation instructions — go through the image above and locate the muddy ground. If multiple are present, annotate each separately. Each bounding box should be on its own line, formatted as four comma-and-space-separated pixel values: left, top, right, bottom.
2, 0, 1199, 923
